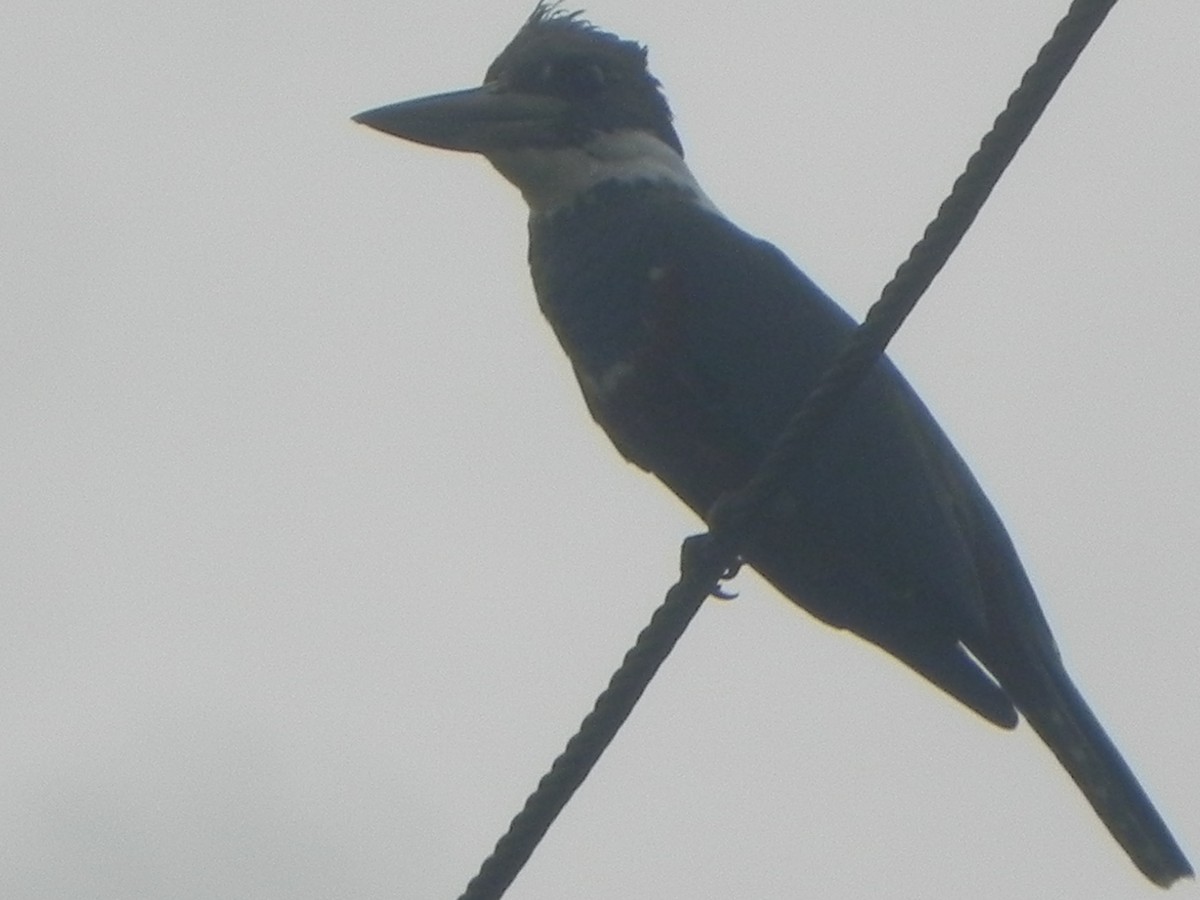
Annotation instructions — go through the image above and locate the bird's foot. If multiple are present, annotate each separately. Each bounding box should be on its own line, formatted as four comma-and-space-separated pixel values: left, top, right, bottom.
680, 533, 742, 601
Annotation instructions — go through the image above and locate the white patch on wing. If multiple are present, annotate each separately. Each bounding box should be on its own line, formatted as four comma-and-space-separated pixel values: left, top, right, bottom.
596, 358, 636, 394
574, 358, 636, 404
486, 130, 723, 218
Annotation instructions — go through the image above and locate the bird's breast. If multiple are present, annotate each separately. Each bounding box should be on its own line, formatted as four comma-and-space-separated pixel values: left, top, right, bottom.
535, 242, 756, 513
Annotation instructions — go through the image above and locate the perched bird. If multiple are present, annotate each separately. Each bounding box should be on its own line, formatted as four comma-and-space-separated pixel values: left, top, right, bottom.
354, 4, 1191, 886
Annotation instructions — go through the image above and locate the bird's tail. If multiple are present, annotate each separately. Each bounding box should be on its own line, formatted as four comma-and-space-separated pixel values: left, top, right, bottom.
1005, 656, 1192, 887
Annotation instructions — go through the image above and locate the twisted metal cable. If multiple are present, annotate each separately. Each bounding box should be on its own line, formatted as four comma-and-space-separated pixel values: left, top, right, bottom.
459, 2, 1118, 897
713, 0, 1118, 537
458, 537, 718, 900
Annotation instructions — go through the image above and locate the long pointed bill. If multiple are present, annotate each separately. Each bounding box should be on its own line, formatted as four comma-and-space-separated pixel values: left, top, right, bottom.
352, 84, 569, 154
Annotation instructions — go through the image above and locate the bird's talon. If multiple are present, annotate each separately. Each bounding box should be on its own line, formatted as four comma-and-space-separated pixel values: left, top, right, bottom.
709, 558, 743, 600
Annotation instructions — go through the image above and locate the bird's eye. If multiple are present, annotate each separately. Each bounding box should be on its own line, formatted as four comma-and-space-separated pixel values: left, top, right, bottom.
537, 58, 607, 97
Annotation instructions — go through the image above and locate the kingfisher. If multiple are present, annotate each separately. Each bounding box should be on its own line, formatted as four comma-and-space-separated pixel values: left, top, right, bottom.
354, 4, 1191, 886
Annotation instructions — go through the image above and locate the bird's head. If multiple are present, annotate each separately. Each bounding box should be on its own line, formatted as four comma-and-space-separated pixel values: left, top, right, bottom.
354, 4, 714, 216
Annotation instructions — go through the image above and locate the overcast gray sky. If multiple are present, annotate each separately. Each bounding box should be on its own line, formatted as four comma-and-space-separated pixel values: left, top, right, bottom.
3, 2, 1198, 898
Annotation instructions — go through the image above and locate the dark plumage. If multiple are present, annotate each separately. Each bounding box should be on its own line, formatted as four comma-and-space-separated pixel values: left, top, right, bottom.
354, 4, 1191, 886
